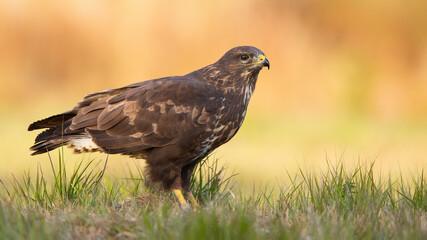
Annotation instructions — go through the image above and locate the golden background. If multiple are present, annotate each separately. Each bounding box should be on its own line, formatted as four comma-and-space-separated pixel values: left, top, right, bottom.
0, 1, 426, 184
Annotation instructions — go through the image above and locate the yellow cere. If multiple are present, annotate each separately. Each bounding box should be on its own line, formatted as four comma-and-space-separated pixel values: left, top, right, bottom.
247, 54, 265, 66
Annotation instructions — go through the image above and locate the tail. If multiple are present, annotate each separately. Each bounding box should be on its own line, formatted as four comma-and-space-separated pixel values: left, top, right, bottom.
28, 112, 75, 131
29, 134, 72, 155
28, 112, 83, 155
27, 85, 137, 155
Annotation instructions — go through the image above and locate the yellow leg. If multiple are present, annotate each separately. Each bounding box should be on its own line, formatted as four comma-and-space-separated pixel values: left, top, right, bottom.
185, 191, 199, 207
173, 189, 189, 208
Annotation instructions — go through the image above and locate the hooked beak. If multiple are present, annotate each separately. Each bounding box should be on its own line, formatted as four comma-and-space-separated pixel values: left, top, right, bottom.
259, 54, 270, 70
248, 54, 270, 70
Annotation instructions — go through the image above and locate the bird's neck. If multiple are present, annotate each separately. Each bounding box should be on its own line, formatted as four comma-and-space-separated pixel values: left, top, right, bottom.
194, 64, 259, 95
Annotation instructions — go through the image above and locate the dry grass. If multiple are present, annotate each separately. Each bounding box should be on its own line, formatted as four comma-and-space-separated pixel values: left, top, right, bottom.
0, 153, 425, 239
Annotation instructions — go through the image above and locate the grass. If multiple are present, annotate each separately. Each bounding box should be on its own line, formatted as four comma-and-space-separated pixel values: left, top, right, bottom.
0, 151, 425, 239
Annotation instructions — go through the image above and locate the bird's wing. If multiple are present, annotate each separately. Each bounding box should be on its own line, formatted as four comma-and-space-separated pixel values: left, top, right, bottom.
67, 77, 220, 154
27, 81, 147, 131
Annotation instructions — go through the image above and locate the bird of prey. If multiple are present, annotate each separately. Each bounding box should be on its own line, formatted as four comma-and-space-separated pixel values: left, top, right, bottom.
28, 46, 270, 207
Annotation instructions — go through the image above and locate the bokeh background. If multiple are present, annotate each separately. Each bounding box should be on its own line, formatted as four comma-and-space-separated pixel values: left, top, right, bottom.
0, 0, 426, 185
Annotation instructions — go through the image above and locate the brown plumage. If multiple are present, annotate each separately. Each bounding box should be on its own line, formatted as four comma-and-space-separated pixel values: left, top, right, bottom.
28, 46, 269, 206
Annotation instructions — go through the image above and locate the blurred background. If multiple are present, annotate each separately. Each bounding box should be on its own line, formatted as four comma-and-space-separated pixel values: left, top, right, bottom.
0, 0, 426, 185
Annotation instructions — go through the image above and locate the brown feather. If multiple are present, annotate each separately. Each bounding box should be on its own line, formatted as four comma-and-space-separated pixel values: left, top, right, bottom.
106, 118, 135, 137
97, 104, 125, 130
70, 109, 102, 130
28, 112, 75, 131
81, 100, 108, 114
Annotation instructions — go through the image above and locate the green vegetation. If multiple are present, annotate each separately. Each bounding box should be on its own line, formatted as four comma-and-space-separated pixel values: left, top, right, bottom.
0, 152, 425, 240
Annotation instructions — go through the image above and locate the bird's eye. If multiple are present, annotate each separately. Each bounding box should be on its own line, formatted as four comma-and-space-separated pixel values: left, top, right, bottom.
240, 54, 250, 62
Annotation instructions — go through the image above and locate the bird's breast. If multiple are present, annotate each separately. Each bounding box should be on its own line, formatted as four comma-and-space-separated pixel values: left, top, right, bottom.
208, 93, 251, 148
194, 83, 254, 157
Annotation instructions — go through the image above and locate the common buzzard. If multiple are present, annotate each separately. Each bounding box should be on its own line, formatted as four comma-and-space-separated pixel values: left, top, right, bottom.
28, 46, 270, 207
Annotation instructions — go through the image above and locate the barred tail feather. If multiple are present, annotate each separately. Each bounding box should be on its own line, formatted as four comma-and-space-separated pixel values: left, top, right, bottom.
29, 137, 71, 155
28, 112, 75, 131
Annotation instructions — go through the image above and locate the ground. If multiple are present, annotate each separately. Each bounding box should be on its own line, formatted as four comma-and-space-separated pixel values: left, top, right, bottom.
0, 154, 425, 240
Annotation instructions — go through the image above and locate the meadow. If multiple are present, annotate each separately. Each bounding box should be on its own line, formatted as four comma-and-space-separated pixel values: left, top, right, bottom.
0, 1, 426, 239
0, 152, 425, 239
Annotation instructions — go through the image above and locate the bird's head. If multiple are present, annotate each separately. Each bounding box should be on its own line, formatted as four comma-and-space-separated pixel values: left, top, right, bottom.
190, 46, 269, 89
217, 46, 270, 74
